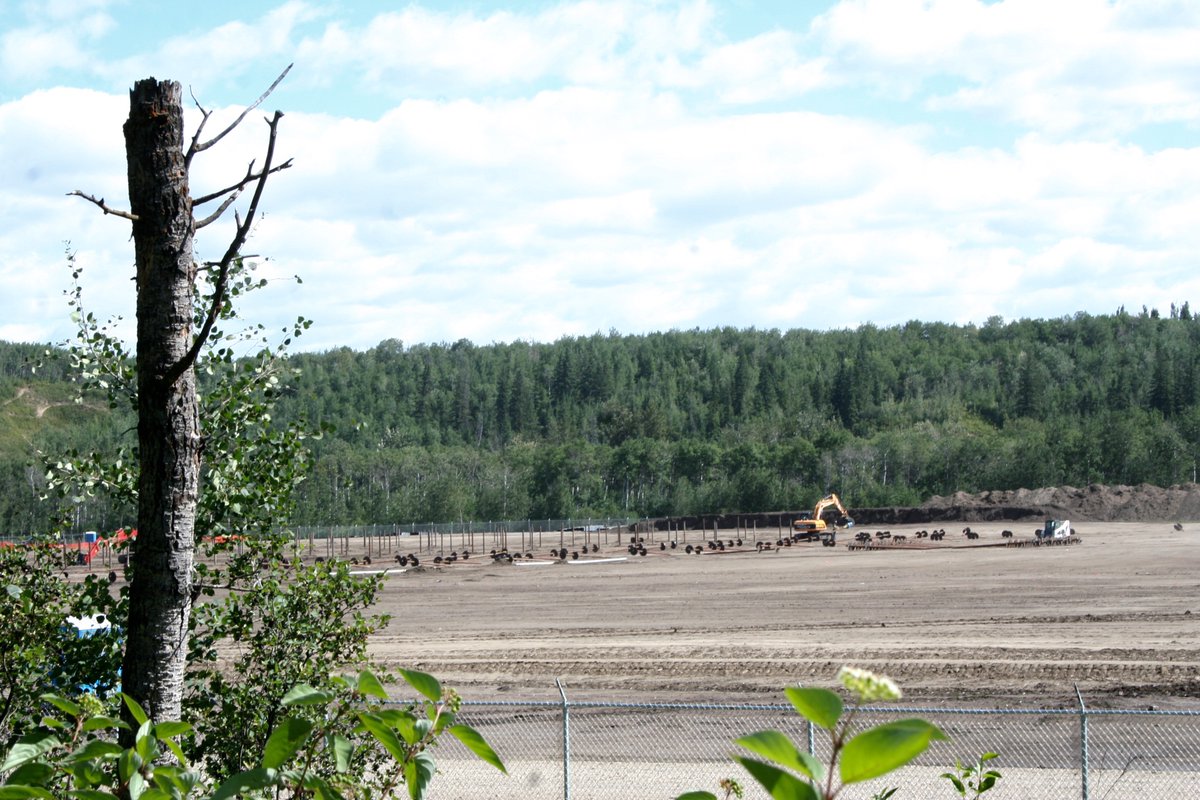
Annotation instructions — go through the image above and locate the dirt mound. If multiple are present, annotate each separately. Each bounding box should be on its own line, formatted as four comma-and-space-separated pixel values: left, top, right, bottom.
647, 483, 1200, 530
917, 483, 1200, 523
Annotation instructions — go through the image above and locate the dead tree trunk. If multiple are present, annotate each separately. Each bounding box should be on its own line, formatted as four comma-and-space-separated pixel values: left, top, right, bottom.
69, 68, 290, 732
121, 78, 199, 726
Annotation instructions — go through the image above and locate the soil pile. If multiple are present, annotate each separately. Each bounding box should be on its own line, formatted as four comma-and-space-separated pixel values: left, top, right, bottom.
655, 483, 1200, 530
917, 482, 1200, 523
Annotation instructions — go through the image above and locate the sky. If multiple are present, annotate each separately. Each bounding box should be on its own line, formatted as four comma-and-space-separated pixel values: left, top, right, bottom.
2, 0, 1200, 353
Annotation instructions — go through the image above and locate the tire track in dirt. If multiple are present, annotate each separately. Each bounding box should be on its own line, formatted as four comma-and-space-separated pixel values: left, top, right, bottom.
376, 638, 1200, 700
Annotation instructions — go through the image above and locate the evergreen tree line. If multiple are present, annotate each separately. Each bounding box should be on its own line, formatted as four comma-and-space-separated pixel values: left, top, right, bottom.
2, 306, 1199, 532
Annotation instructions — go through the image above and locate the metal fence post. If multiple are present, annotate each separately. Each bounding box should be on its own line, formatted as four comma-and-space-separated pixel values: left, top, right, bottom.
556, 678, 571, 800
1075, 684, 1089, 800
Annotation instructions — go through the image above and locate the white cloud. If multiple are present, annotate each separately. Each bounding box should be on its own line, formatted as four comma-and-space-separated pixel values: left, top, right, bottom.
292, 0, 835, 105
14, 83, 1200, 348
1, 3, 114, 80
296, 3, 636, 92
540, 190, 657, 231
94, 2, 322, 94
689, 30, 831, 103
814, 0, 1200, 136
4, 0, 1200, 351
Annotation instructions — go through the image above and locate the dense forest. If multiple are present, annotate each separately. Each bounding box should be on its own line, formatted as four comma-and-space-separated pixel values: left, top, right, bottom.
3, 305, 1199, 534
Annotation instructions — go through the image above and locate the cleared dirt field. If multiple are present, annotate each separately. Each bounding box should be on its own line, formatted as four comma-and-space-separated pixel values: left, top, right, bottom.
366, 521, 1200, 710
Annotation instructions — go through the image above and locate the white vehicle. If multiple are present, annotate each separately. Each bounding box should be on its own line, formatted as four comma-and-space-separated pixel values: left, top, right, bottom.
1038, 519, 1072, 540
67, 614, 112, 637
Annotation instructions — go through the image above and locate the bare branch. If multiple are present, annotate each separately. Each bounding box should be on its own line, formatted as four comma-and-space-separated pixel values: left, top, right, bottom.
193, 581, 258, 594
192, 158, 293, 207
188, 84, 206, 114
67, 191, 139, 221
183, 86, 214, 171
195, 190, 241, 230
187, 64, 292, 161
165, 110, 286, 386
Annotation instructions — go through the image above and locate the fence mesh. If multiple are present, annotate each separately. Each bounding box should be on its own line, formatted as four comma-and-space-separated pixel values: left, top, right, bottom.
423, 699, 1200, 800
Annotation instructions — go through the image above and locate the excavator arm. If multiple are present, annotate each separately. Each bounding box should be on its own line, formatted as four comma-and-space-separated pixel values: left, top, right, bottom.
815, 493, 854, 527
792, 493, 854, 539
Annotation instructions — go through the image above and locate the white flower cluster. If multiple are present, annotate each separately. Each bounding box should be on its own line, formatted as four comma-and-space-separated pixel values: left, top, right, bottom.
837, 666, 903, 702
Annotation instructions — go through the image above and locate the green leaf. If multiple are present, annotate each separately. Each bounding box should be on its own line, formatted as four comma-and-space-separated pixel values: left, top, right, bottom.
302, 775, 347, 800
941, 773, 966, 794
152, 719, 189, 767
210, 767, 279, 800
153, 721, 191, 740
39, 694, 82, 718
404, 751, 436, 800
398, 668, 441, 703
331, 735, 353, 773
413, 718, 432, 740
675, 794, 719, 800
133, 721, 158, 763
358, 714, 408, 763
4, 762, 55, 787
356, 670, 388, 700
376, 708, 411, 727
390, 713, 419, 745
734, 757, 819, 800
784, 687, 842, 731
448, 724, 506, 773
281, 684, 335, 707
81, 716, 126, 733
160, 736, 189, 771
68, 740, 124, 763
121, 694, 149, 727
735, 730, 822, 781
126, 771, 146, 800
151, 764, 198, 795
261, 717, 314, 769
840, 719, 948, 784
0, 787, 56, 799
117, 749, 142, 785
0, 732, 61, 774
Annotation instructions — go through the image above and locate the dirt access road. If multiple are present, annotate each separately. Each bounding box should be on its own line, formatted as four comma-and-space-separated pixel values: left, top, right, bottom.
366, 521, 1200, 710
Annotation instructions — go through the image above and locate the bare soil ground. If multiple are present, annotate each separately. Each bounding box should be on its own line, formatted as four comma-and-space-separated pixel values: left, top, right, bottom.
365, 485, 1200, 711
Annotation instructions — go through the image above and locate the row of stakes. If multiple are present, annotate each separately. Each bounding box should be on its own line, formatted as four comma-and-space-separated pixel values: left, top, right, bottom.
409, 534, 832, 565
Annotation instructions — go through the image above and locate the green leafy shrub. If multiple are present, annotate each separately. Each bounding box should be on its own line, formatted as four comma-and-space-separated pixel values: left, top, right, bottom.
0, 542, 124, 745
186, 536, 391, 785
0, 668, 504, 799
680, 666, 947, 800
942, 751, 1002, 798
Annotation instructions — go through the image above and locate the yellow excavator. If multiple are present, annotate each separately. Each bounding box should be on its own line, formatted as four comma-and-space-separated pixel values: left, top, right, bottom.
792, 493, 854, 542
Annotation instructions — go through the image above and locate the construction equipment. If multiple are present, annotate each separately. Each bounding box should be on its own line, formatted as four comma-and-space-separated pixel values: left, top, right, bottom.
79, 528, 135, 565
1038, 519, 1071, 540
792, 494, 855, 541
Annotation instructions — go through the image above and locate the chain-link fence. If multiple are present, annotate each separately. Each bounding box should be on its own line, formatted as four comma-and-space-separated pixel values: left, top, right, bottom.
1, 520, 650, 569
422, 693, 1200, 799
17, 516, 807, 567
